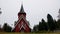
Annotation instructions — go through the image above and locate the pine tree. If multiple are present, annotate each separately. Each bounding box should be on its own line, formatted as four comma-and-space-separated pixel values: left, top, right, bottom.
47, 14, 56, 31
3, 23, 12, 32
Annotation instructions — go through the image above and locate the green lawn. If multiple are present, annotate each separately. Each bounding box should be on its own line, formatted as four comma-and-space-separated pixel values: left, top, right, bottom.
0, 32, 60, 34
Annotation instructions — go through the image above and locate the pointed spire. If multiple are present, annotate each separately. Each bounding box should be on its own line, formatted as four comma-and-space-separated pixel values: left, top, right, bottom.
19, 4, 26, 13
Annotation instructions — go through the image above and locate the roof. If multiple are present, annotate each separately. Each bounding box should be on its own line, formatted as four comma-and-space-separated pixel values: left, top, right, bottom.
11, 15, 30, 31
19, 4, 26, 13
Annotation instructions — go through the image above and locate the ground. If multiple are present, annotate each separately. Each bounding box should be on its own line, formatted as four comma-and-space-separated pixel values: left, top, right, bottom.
0, 32, 60, 34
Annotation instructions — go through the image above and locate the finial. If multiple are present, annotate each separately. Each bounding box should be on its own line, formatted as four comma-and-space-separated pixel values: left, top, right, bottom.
21, 0, 23, 8
21, 0, 23, 5
19, 2, 25, 13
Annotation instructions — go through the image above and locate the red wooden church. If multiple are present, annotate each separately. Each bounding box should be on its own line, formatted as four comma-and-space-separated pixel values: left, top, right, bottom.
12, 4, 31, 32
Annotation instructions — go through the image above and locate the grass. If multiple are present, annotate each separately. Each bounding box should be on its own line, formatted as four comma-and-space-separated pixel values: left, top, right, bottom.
0, 32, 60, 34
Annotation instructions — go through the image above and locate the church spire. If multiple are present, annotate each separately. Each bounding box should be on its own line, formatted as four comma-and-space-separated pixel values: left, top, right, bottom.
19, 4, 26, 13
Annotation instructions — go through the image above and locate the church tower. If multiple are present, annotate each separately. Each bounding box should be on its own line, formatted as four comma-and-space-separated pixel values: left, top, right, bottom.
12, 4, 31, 32
18, 4, 26, 19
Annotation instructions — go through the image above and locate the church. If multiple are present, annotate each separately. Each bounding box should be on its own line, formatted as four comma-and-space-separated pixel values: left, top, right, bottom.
12, 4, 31, 32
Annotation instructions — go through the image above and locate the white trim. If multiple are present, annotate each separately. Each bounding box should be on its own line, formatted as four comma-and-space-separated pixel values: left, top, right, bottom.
12, 14, 29, 31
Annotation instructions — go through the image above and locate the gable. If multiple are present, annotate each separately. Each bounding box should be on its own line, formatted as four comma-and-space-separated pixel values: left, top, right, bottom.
12, 15, 30, 32
15, 15, 29, 27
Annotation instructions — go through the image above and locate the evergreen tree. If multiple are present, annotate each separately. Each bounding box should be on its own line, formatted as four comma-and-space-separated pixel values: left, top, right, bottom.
41, 19, 48, 31
38, 22, 42, 31
0, 8, 2, 14
3, 23, 12, 32
57, 19, 60, 29
54, 20, 58, 30
38, 19, 48, 31
33, 25, 39, 32
47, 14, 56, 31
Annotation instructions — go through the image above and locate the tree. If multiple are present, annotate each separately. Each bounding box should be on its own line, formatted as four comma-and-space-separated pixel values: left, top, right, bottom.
41, 19, 48, 31
57, 19, 60, 29
33, 25, 39, 32
14, 21, 17, 26
38, 19, 48, 31
0, 8, 2, 14
54, 20, 58, 30
3, 23, 12, 32
38, 22, 42, 31
57, 9, 60, 29
47, 14, 56, 31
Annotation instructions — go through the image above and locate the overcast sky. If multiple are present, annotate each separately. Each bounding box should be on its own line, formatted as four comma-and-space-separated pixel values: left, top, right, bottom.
0, 0, 60, 29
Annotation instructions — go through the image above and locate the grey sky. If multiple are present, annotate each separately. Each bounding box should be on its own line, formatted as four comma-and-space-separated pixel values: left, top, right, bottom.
0, 0, 60, 29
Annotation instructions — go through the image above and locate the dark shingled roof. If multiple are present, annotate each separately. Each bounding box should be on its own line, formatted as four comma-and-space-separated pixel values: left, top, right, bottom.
19, 4, 26, 13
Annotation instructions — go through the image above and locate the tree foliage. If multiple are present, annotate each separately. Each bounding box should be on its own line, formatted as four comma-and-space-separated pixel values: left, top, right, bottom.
33, 14, 59, 32
3, 23, 12, 32
41, 19, 48, 31
57, 19, 60, 29
47, 14, 56, 31
33, 25, 39, 32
